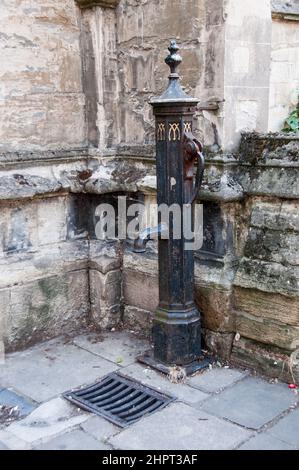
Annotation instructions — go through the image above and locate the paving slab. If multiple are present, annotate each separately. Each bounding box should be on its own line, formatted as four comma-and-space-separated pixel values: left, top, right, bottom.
201, 377, 296, 429
1, 397, 89, 444
120, 363, 209, 404
0, 338, 119, 402
80, 416, 120, 443
0, 430, 30, 450
267, 407, 299, 448
109, 402, 252, 450
34, 429, 111, 450
0, 389, 36, 418
238, 433, 296, 450
189, 367, 247, 393
74, 332, 148, 367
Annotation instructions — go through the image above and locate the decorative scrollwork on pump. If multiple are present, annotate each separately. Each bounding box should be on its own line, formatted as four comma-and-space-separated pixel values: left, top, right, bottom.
168, 123, 180, 141
157, 122, 166, 141
184, 122, 192, 133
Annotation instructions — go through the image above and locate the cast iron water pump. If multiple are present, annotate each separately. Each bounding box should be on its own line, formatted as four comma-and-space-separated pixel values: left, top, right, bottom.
137, 41, 210, 375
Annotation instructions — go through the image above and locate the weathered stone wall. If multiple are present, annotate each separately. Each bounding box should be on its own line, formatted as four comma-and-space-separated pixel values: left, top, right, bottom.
80, 0, 226, 150
268, 15, 299, 131
222, 0, 272, 151
0, 193, 90, 350
0, 1, 88, 352
80, 0, 298, 152
0, 1, 86, 153
79, 5, 119, 148
0, 152, 155, 351
0, 154, 88, 350
231, 133, 299, 383
116, 0, 207, 145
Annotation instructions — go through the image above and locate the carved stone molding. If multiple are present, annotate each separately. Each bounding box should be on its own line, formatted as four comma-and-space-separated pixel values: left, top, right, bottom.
75, 0, 119, 9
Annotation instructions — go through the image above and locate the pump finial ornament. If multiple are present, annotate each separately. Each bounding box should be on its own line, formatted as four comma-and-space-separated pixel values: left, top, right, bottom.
165, 40, 182, 77
152, 40, 194, 102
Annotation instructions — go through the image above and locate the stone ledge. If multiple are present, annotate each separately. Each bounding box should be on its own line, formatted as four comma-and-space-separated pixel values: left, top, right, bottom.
240, 132, 299, 166
271, 0, 299, 20
0, 148, 88, 165
75, 0, 119, 8
0, 147, 244, 203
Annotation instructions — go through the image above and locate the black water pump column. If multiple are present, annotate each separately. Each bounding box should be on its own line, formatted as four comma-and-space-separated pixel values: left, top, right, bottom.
138, 41, 210, 375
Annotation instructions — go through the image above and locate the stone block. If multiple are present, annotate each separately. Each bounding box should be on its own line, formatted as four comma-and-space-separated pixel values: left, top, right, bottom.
225, 0, 272, 44
109, 402, 251, 450
269, 20, 299, 131
3, 398, 89, 444
90, 255, 121, 274
234, 258, 299, 296
234, 287, 299, 327
188, 367, 247, 393
0, 338, 119, 402
203, 329, 235, 360
5, 270, 89, 350
195, 285, 235, 332
0, 203, 38, 254
231, 337, 299, 384
123, 269, 158, 313
225, 41, 271, 88
117, 0, 205, 45
244, 227, 299, 265
120, 50, 156, 95
73, 331, 147, 366
123, 305, 153, 338
0, 94, 86, 153
236, 311, 299, 351
81, 415, 120, 441
123, 251, 158, 278
223, 87, 270, 152
89, 239, 121, 262
251, 200, 299, 232
0, 239, 89, 290
239, 166, 299, 199
238, 433, 296, 450
89, 269, 121, 330
37, 196, 67, 246
201, 377, 296, 429
268, 407, 299, 448
34, 429, 111, 450
0, 1, 85, 153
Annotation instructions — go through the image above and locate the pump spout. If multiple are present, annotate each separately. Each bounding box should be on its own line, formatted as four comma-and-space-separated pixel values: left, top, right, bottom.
133, 223, 168, 253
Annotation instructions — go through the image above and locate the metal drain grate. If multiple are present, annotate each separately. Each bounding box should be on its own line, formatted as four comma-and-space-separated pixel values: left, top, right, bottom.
63, 372, 175, 427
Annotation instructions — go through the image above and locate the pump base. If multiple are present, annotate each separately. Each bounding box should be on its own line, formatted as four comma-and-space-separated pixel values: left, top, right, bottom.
137, 350, 214, 376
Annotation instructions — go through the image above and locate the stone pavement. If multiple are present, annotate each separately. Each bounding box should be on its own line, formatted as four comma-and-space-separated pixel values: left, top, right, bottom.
0, 332, 298, 450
